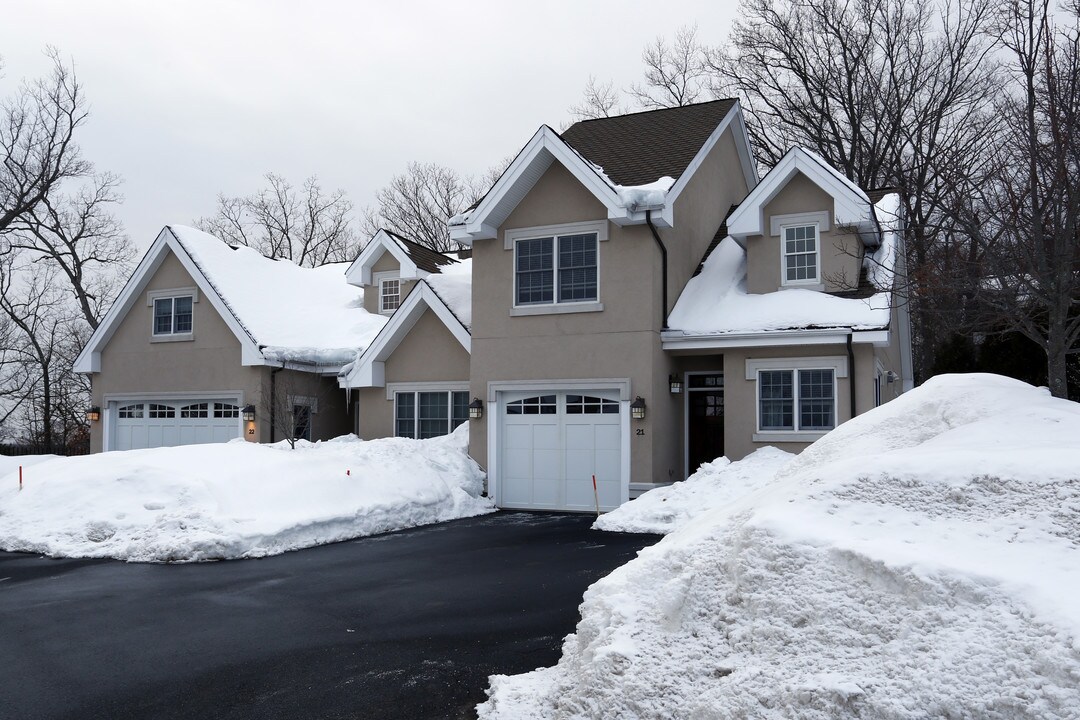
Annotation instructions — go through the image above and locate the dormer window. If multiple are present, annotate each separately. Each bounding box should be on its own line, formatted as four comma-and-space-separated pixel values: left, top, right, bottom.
378, 276, 401, 315
782, 224, 820, 286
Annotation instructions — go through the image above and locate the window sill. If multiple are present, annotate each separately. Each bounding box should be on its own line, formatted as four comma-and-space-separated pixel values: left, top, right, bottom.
510, 301, 603, 317
780, 282, 825, 292
753, 431, 830, 443
150, 333, 194, 343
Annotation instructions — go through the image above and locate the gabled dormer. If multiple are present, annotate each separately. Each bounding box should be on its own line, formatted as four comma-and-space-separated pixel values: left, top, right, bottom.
346, 229, 458, 316
726, 147, 879, 296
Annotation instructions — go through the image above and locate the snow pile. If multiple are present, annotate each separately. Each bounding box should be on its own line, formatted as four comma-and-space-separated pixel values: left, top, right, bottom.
611, 176, 674, 210
426, 259, 473, 330
594, 447, 793, 535
479, 375, 1080, 718
0, 425, 493, 562
0, 454, 58, 479
168, 226, 387, 365
866, 193, 900, 290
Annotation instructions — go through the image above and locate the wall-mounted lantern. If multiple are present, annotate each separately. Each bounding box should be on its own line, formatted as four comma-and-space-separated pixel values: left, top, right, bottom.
468, 398, 484, 420
630, 396, 646, 421
242, 404, 256, 422
86, 406, 101, 423
669, 375, 683, 394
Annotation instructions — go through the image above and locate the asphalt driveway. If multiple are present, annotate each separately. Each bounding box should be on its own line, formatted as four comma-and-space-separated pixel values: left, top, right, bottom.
0, 512, 658, 720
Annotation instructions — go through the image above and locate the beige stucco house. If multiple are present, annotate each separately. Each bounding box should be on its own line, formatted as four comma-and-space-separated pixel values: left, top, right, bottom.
341, 100, 913, 512
74, 226, 387, 452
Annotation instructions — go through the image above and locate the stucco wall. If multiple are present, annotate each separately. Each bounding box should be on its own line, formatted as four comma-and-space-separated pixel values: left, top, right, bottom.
363, 251, 409, 315
745, 172, 864, 295
357, 307, 470, 439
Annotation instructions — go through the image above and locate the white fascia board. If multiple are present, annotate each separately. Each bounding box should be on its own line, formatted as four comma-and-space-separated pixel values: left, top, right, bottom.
851, 330, 891, 346
661, 328, 861, 351
727, 147, 872, 238
455, 126, 628, 243
660, 102, 758, 228
74, 228, 262, 373
339, 282, 470, 389
345, 230, 419, 286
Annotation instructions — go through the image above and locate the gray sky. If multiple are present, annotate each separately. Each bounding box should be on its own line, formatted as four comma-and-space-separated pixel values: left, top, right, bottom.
1, 0, 740, 248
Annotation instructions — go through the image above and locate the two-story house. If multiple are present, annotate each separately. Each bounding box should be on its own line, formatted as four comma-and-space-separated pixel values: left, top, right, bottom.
341, 100, 913, 512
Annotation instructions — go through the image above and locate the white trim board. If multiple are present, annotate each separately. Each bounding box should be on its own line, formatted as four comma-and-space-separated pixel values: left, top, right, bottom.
346, 229, 429, 287
340, 281, 470, 389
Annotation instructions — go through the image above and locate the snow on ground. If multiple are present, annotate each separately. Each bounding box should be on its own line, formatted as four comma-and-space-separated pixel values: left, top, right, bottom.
480, 375, 1080, 719
0, 454, 58, 479
168, 225, 387, 365
0, 425, 492, 563
426, 259, 473, 330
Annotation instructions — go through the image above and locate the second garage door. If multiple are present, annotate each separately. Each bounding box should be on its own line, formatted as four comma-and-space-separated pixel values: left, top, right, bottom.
499, 390, 623, 511
113, 400, 242, 451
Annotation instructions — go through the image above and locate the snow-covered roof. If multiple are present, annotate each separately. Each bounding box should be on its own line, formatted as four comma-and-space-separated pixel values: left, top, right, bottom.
425, 258, 472, 331
74, 226, 388, 373
167, 226, 386, 365
665, 193, 901, 342
345, 228, 457, 287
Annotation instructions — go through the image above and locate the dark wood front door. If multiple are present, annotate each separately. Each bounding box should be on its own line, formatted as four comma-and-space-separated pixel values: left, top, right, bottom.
687, 374, 724, 475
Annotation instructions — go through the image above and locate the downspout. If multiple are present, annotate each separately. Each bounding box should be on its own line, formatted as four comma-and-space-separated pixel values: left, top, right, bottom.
846, 332, 857, 420
270, 364, 284, 442
645, 210, 669, 330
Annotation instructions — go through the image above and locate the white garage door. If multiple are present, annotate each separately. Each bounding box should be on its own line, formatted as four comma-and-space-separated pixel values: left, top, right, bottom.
499, 390, 623, 512
112, 400, 242, 451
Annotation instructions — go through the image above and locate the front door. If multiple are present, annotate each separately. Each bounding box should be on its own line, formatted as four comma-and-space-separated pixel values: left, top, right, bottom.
687, 373, 724, 475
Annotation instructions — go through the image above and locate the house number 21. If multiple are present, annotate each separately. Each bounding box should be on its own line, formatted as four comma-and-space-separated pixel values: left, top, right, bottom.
635, 428, 645, 436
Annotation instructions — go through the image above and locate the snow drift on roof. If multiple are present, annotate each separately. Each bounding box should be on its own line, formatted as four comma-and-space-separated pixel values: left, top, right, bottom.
168, 226, 387, 365
425, 258, 472, 331
667, 193, 900, 335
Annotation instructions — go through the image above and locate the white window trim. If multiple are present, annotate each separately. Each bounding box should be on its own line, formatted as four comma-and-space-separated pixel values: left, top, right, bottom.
149, 289, 196, 341
393, 388, 470, 439
506, 220, 606, 315
746, 356, 846, 440
374, 271, 401, 316
769, 211, 830, 236
779, 221, 823, 289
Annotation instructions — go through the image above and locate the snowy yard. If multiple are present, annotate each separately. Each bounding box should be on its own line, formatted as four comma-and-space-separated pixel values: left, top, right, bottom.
0, 426, 492, 562
480, 374, 1080, 718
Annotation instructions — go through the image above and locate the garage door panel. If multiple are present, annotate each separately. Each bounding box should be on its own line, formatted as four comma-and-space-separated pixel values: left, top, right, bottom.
112, 399, 239, 451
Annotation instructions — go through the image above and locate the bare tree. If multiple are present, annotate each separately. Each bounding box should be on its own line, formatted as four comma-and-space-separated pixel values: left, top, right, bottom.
197, 173, 358, 267
6, 172, 132, 328
958, 0, 1080, 398
570, 76, 626, 120
257, 368, 335, 449
628, 25, 709, 110
0, 49, 91, 235
361, 160, 509, 252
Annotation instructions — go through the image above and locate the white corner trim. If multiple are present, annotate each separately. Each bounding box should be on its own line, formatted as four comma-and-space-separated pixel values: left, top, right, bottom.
744, 356, 849, 380
384, 381, 468, 401
770, 211, 830, 236
146, 286, 199, 305
503, 220, 608, 250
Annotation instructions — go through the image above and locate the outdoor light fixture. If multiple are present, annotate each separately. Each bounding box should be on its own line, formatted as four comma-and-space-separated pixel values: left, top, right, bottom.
630, 396, 646, 421
468, 398, 483, 420
242, 404, 256, 422
885, 371, 899, 384
86, 406, 101, 423
669, 374, 683, 394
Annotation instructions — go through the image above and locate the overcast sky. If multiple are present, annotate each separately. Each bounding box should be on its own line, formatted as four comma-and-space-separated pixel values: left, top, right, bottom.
1, 0, 741, 248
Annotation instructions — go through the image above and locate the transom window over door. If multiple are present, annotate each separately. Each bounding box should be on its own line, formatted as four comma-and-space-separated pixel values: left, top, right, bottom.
515, 232, 597, 306
782, 224, 819, 284
153, 296, 193, 335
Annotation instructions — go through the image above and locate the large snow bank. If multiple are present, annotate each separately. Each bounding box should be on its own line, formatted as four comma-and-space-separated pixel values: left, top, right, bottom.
666, 193, 901, 336
0, 454, 58, 479
479, 375, 1080, 718
168, 226, 387, 365
0, 426, 493, 562
426, 259, 473, 330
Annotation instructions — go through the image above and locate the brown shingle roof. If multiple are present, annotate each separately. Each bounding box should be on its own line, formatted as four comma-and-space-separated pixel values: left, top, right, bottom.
382, 229, 458, 274
693, 204, 739, 276
560, 100, 739, 187
864, 187, 899, 203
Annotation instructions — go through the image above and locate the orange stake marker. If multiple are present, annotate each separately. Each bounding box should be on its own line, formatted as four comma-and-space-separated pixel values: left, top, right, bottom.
19, 465, 23, 491
592, 474, 600, 517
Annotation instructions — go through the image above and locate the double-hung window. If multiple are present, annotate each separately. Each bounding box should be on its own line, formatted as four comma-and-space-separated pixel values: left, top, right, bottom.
758, 369, 836, 432
782, 224, 819, 285
515, 232, 598, 306
379, 277, 401, 314
395, 391, 469, 439
153, 296, 193, 336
